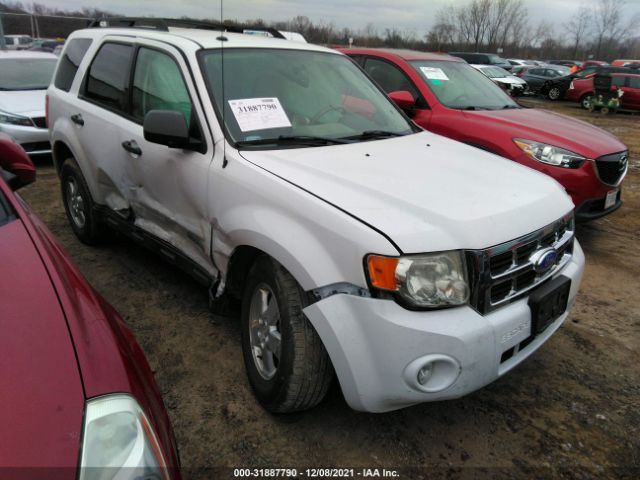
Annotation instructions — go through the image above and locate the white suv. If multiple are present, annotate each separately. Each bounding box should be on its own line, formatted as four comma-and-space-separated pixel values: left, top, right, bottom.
47, 19, 584, 413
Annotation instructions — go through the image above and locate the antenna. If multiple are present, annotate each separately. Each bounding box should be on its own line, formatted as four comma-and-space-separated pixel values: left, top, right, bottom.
220, 0, 228, 168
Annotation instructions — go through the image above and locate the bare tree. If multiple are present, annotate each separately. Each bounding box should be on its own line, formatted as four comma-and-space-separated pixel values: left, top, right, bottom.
565, 7, 591, 59
591, 0, 639, 58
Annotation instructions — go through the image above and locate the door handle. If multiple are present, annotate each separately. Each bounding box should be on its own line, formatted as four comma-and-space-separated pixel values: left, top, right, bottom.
70, 114, 84, 126
121, 140, 142, 156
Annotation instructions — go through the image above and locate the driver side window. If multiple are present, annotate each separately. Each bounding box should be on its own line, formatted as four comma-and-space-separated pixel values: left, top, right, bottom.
363, 58, 419, 100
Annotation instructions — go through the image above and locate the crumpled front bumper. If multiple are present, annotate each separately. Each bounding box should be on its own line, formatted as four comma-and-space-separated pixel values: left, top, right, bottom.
304, 241, 585, 412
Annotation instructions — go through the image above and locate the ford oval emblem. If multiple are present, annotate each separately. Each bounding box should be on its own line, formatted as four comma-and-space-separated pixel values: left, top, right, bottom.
530, 248, 558, 274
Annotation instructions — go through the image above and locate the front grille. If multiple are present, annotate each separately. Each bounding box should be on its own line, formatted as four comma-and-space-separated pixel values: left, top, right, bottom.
30, 116, 47, 129
468, 213, 575, 314
595, 151, 628, 186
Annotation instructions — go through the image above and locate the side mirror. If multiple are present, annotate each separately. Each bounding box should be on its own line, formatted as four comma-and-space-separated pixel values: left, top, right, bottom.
388, 90, 416, 110
143, 110, 192, 149
0, 134, 36, 191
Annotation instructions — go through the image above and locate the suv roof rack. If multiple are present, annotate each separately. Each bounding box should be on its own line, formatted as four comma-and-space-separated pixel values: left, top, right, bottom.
87, 17, 286, 39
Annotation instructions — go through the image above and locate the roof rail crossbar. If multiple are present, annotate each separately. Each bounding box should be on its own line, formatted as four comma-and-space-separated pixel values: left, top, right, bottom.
87, 17, 286, 39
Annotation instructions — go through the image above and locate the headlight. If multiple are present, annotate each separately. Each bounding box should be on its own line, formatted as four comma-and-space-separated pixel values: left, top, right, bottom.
366, 251, 470, 308
514, 139, 585, 168
0, 110, 34, 127
79, 394, 170, 480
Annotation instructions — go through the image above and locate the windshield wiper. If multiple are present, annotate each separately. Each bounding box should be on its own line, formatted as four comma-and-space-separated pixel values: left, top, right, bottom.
342, 130, 406, 141
236, 135, 351, 148
500, 104, 520, 109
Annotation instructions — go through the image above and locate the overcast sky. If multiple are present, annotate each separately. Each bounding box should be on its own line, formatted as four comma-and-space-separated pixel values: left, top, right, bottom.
41, 0, 640, 37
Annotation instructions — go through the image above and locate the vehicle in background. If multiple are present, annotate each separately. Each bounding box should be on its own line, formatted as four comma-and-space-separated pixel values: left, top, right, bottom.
511, 65, 537, 77
549, 60, 583, 68
566, 73, 640, 111
0, 133, 180, 478
471, 64, 528, 95
520, 65, 571, 93
53, 44, 64, 56
0, 51, 57, 156
581, 60, 608, 68
29, 39, 64, 53
449, 51, 512, 71
342, 47, 628, 222
611, 59, 640, 67
2, 34, 33, 50
542, 65, 634, 101
508, 59, 538, 67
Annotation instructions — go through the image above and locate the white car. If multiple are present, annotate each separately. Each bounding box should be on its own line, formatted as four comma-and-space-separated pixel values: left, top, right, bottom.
472, 64, 529, 95
0, 51, 57, 155
47, 19, 584, 413
2, 34, 33, 50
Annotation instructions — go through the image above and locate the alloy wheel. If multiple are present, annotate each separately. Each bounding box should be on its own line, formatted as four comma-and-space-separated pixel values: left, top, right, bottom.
248, 283, 282, 380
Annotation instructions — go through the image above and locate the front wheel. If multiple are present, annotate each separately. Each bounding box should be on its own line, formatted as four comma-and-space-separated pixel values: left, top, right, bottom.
240, 256, 333, 413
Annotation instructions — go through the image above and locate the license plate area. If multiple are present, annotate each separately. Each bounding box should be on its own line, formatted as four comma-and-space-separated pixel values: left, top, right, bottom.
605, 189, 619, 209
528, 276, 571, 335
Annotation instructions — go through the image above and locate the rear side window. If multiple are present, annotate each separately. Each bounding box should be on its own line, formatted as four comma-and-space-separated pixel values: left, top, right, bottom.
612, 76, 626, 87
54, 38, 93, 92
131, 48, 193, 125
84, 43, 133, 112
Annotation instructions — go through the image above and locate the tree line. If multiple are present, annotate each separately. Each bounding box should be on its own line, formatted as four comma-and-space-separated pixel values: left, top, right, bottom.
1, 0, 639, 61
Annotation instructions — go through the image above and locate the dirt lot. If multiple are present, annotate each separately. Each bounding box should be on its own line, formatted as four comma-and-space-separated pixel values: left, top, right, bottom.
22, 100, 639, 479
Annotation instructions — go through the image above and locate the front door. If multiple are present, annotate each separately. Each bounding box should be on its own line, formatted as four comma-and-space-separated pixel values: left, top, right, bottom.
119, 42, 216, 274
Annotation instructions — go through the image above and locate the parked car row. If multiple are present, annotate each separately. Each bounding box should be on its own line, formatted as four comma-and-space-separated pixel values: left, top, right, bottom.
0, 19, 630, 476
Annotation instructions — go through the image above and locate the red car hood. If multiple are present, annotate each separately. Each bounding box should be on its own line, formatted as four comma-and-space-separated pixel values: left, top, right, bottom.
464, 108, 626, 158
0, 219, 83, 471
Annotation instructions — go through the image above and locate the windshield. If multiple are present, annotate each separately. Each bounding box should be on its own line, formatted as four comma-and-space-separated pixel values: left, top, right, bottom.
0, 58, 57, 90
199, 49, 415, 148
410, 60, 518, 110
480, 66, 510, 78
488, 55, 507, 65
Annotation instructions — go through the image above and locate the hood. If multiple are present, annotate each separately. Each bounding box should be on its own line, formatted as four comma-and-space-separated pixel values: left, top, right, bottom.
239, 131, 573, 253
0, 219, 83, 470
496, 76, 526, 85
464, 107, 626, 159
0, 89, 46, 117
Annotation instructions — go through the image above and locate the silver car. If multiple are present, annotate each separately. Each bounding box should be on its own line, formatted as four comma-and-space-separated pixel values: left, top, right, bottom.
0, 51, 57, 156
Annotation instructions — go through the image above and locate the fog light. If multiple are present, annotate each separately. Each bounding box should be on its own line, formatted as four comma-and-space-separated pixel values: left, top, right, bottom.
403, 354, 461, 393
417, 364, 433, 385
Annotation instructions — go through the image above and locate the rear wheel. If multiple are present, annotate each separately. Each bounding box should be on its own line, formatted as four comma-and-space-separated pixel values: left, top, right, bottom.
240, 255, 333, 413
547, 87, 562, 101
60, 158, 104, 245
581, 93, 594, 110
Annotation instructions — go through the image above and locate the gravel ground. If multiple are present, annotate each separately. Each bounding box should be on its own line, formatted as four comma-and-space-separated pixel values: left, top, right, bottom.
21, 100, 639, 479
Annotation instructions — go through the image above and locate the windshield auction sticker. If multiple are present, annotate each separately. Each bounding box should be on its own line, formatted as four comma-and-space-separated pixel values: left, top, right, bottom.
419, 67, 449, 81
228, 97, 292, 132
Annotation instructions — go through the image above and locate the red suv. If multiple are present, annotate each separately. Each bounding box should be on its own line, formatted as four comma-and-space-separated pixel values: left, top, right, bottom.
0, 133, 179, 478
341, 48, 628, 221
566, 73, 640, 111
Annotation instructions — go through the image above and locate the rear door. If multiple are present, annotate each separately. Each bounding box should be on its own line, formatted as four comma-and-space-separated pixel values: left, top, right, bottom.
523, 68, 547, 90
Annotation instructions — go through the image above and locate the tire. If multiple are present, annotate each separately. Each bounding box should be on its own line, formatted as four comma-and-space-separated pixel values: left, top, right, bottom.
581, 94, 593, 110
601, 107, 610, 115
240, 255, 333, 413
547, 87, 561, 101
60, 158, 104, 245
